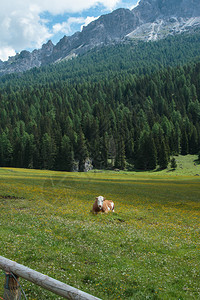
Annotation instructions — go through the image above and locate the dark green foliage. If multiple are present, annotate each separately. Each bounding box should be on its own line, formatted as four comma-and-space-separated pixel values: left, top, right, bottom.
159, 139, 169, 169
41, 133, 56, 169
0, 31, 200, 170
76, 128, 89, 172
181, 128, 189, 155
115, 138, 126, 170
0, 130, 13, 166
135, 131, 157, 170
1, 29, 200, 89
170, 157, 177, 169
60, 135, 74, 171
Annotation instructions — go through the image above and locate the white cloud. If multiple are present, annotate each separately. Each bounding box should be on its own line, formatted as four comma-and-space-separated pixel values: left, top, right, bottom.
53, 17, 85, 35
52, 16, 99, 36
81, 16, 99, 31
130, 0, 141, 10
0, 2, 51, 60
37, 0, 120, 14
0, 0, 121, 61
0, 47, 16, 62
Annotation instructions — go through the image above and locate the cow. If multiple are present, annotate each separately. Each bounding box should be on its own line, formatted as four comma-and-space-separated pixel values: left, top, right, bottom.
91, 195, 115, 213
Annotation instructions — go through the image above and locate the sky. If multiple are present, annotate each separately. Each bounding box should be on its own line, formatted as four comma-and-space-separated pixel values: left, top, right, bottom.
0, 0, 140, 61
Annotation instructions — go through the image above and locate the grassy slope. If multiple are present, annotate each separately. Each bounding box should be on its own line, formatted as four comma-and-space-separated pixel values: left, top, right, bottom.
0, 155, 199, 299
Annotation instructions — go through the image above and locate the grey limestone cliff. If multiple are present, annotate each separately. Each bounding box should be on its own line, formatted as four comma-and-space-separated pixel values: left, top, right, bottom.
1, 0, 200, 75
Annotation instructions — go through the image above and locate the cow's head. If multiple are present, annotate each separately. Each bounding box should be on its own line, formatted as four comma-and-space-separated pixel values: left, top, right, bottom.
96, 196, 105, 209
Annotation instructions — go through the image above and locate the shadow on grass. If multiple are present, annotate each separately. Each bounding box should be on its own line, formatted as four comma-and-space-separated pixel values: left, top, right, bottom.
167, 169, 176, 172
194, 158, 200, 165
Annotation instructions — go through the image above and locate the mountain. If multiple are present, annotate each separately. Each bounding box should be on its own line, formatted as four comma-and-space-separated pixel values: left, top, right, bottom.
1, 48, 200, 171
1, 0, 200, 76
127, 0, 200, 41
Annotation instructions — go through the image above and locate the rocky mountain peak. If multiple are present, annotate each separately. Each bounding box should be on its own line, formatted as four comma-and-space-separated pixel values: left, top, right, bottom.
128, 0, 200, 41
42, 40, 54, 52
1, 0, 200, 76
135, 0, 200, 19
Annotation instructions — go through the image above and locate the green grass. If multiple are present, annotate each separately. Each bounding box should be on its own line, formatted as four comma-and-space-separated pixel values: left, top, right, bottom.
0, 155, 200, 299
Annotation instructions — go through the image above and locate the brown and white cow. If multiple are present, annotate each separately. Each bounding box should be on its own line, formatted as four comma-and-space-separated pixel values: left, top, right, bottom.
92, 195, 115, 213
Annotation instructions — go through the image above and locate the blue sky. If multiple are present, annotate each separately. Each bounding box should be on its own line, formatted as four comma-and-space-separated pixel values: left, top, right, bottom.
0, 0, 139, 61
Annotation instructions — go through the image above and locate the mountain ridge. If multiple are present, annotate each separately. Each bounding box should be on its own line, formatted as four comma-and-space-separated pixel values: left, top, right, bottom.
1, 0, 200, 75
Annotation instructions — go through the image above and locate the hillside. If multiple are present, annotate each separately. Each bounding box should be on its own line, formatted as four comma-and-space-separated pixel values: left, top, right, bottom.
0, 0, 200, 75
0, 40, 200, 171
1, 29, 200, 86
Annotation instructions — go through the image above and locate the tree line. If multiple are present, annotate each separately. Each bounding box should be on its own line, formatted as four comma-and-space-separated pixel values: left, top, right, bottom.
0, 57, 200, 171
1, 28, 200, 88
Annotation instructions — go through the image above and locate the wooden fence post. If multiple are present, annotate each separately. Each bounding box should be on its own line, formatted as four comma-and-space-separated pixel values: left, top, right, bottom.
3, 272, 21, 300
0, 256, 101, 300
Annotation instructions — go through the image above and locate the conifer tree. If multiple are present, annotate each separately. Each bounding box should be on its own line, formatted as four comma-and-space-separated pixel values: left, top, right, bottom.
181, 128, 189, 155
60, 135, 74, 171
159, 138, 169, 169
41, 133, 56, 169
170, 157, 177, 169
148, 135, 157, 170
0, 131, 13, 167
77, 128, 88, 172
135, 130, 157, 170
115, 138, 126, 170
189, 126, 198, 154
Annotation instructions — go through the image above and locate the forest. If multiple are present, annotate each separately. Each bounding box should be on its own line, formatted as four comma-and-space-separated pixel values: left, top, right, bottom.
0, 30, 200, 171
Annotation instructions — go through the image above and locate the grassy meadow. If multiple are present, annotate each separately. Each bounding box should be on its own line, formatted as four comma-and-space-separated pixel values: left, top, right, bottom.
0, 155, 200, 299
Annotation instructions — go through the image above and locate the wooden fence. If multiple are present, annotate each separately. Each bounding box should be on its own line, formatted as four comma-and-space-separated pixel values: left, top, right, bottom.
0, 256, 101, 300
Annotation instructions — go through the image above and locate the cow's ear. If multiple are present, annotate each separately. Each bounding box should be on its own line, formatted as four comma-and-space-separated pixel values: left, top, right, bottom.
103, 197, 105, 201
96, 197, 98, 200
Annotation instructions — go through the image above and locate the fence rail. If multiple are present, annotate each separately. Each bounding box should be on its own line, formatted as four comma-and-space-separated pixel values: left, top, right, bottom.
0, 256, 101, 300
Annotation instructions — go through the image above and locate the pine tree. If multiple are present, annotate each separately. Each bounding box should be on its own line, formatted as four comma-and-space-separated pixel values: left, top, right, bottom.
181, 128, 189, 155
24, 134, 35, 169
41, 133, 56, 169
77, 128, 88, 172
60, 135, 74, 171
135, 131, 157, 170
189, 126, 198, 154
170, 157, 177, 169
147, 135, 157, 170
102, 134, 109, 168
115, 138, 126, 170
159, 138, 169, 169
0, 131, 13, 167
